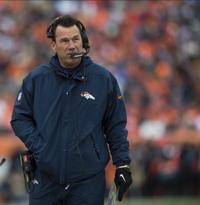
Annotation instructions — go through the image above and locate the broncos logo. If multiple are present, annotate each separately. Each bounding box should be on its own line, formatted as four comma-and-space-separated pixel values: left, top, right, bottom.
80, 91, 95, 100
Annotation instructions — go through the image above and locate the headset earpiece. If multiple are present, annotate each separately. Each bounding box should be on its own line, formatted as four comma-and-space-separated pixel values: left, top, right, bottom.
76, 20, 90, 51
46, 17, 61, 39
46, 24, 53, 38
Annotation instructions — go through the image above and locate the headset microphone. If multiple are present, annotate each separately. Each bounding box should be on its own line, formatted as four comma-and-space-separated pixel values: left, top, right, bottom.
70, 52, 85, 59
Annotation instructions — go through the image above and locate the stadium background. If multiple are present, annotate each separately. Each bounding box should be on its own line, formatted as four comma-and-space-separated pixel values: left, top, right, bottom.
0, 0, 200, 204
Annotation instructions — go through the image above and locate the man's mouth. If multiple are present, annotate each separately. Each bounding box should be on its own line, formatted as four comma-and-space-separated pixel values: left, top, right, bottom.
66, 53, 74, 58
67, 52, 76, 56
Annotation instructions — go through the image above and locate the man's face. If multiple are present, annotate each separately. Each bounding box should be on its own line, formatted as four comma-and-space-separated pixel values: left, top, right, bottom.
51, 25, 83, 68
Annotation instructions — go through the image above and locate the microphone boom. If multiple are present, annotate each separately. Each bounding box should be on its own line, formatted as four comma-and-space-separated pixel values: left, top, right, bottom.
70, 52, 85, 59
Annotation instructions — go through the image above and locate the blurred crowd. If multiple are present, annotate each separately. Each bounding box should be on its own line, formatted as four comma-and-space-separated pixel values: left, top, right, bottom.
0, 0, 200, 203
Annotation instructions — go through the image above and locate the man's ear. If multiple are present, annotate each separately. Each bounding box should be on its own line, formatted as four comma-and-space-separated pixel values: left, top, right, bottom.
51, 40, 56, 53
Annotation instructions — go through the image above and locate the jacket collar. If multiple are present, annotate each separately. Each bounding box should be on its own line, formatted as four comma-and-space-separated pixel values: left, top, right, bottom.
49, 55, 92, 81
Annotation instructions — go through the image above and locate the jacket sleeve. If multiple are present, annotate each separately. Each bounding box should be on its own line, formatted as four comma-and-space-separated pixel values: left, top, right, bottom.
103, 74, 131, 167
10, 75, 43, 160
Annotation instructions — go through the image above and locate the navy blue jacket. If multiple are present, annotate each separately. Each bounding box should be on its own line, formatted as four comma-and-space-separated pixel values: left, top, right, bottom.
11, 55, 131, 184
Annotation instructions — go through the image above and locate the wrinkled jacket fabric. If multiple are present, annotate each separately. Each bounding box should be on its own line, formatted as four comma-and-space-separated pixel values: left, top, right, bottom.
11, 55, 131, 184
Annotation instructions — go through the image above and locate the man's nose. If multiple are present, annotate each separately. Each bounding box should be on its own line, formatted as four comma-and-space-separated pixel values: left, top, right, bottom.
68, 40, 75, 48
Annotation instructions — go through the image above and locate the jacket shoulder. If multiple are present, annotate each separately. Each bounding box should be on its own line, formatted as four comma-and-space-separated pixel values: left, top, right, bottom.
23, 64, 53, 84
28, 64, 52, 79
22, 64, 53, 92
88, 62, 113, 80
87, 62, 119, 95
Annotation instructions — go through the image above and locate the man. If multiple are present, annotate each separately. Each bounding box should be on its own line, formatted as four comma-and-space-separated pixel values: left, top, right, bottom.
10, 15, 132, 205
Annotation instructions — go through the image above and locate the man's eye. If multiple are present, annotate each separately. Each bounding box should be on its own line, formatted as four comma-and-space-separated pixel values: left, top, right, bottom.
63, 39, 69, 43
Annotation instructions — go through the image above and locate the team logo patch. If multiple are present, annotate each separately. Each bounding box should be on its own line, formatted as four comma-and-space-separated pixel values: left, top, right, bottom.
80, 91, 95, 100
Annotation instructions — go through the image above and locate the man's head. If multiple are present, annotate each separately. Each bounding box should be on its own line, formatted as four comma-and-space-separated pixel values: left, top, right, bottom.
46, 15, 90, 68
